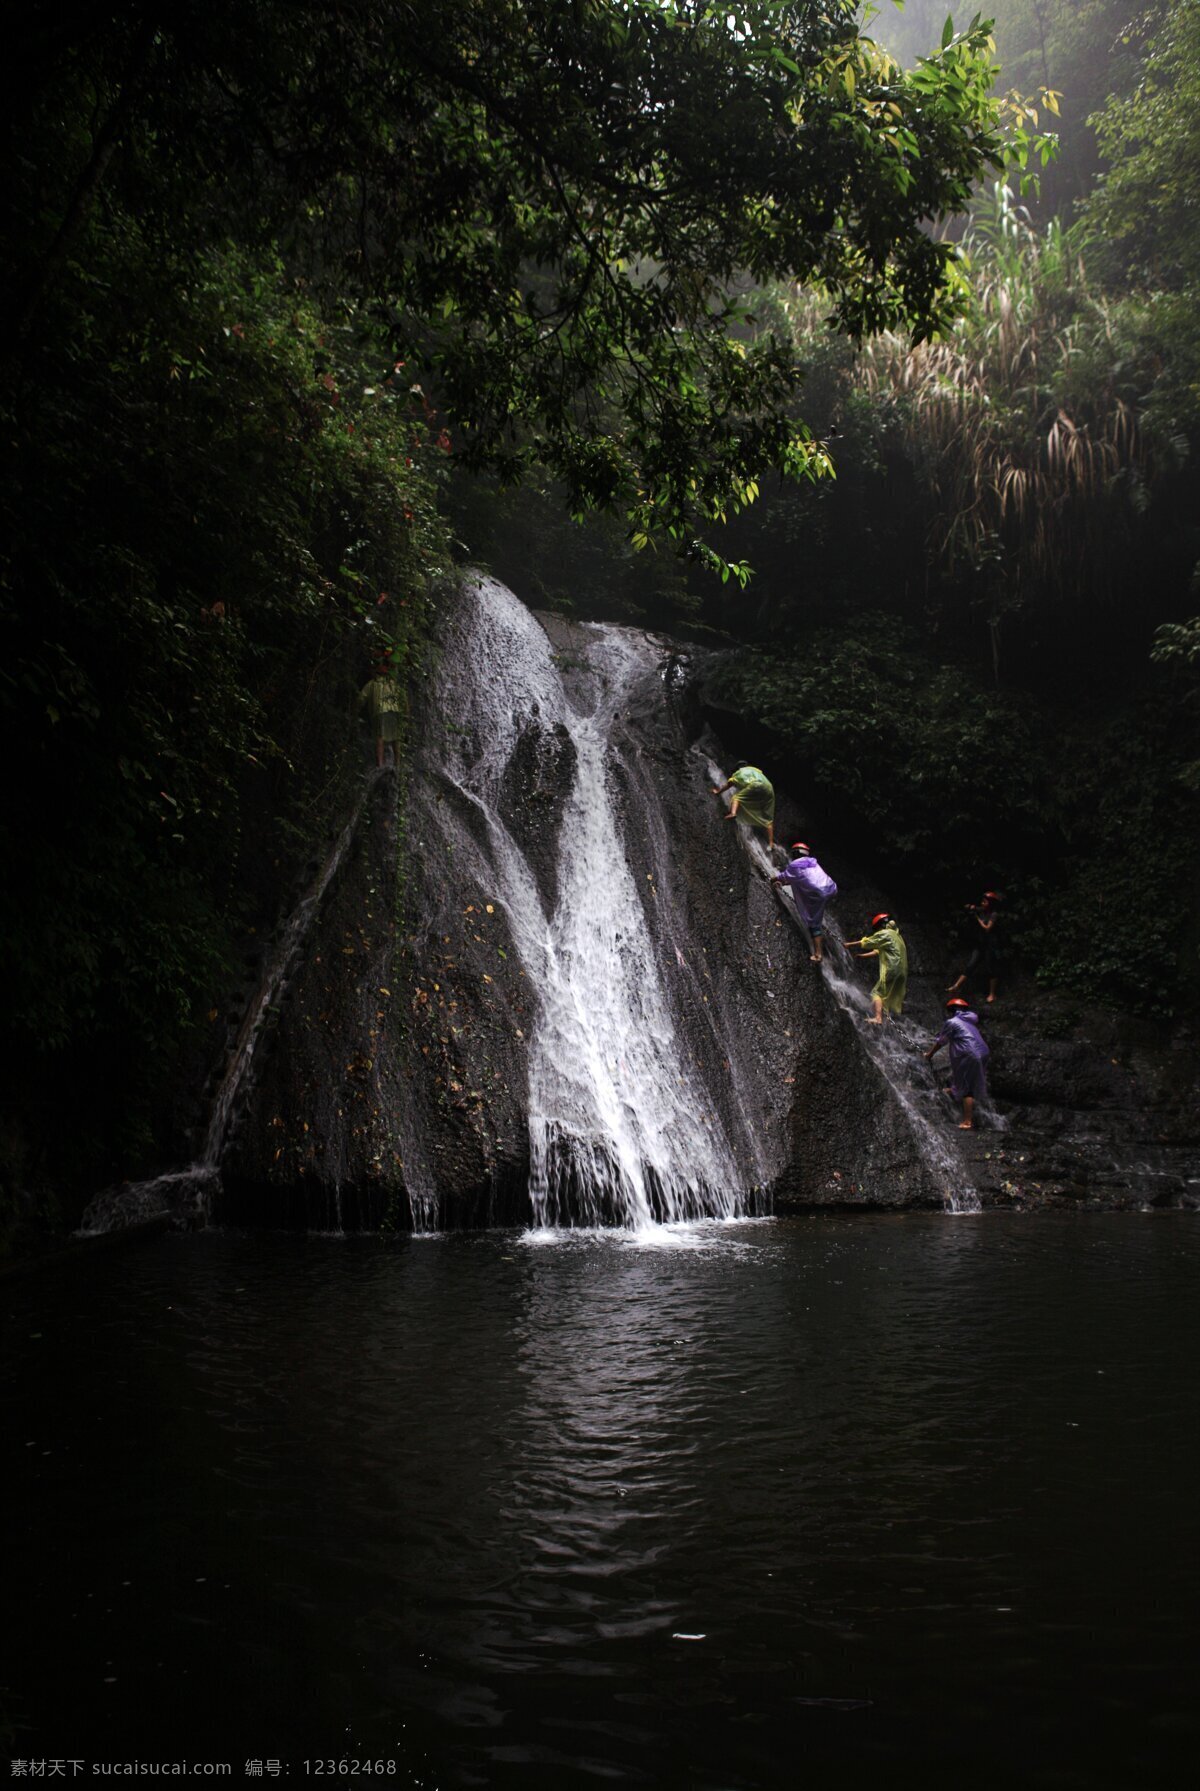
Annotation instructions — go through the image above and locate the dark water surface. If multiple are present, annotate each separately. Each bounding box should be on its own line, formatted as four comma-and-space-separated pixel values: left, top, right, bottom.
3, 1215, 1199, 1787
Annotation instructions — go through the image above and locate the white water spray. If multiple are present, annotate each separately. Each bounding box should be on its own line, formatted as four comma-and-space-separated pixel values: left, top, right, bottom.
438, 578, 748, 1228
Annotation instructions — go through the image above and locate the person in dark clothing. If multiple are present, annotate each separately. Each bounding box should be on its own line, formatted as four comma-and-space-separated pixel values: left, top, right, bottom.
948, 890, 1002, 1003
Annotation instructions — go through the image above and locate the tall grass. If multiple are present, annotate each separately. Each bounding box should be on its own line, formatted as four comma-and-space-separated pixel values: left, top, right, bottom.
817, 184, 1156, 672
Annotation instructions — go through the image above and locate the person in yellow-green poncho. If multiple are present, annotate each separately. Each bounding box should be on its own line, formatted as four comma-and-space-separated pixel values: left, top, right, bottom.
847, 912, 908, 1024
711, 762, 775, 849
360, 653, 404, 769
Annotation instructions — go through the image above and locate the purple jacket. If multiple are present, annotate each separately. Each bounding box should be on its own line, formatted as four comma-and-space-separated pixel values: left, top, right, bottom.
934, 1011, 990, 1079
779, 856, 837, 901
778, 855, 837, 930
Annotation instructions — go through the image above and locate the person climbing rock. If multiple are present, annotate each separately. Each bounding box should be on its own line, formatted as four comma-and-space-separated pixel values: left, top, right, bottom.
925, 996, 991, 1129
711, 762, 775, 850
948, 889, 1003, 1004
847, 912, 908, 1023
773, 842, 837, 962
360, 652, 404, 770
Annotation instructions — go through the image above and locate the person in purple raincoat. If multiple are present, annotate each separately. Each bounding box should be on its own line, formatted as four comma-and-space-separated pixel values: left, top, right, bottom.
924, 997, 991, 1130
773, 842, 837, 963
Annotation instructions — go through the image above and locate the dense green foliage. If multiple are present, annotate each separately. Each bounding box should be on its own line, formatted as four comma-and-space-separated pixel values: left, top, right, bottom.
7, 1, 1056, 571
710, 627, 1197, 1010
1075, 0, 1200, 280
0, 232, 448, 1204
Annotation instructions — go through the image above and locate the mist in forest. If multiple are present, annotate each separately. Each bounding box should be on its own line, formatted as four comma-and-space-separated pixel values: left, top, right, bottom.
867, 0, 1147, 207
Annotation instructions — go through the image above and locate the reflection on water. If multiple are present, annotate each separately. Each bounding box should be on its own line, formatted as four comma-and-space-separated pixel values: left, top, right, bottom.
2, 1215, 1199, 1787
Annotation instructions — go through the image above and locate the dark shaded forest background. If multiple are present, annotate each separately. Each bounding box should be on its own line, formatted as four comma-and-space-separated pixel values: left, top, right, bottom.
3, 0, 1197, 1237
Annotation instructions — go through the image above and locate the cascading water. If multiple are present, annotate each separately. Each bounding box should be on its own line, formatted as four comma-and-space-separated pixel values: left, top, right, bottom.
435, 576, 752, 1228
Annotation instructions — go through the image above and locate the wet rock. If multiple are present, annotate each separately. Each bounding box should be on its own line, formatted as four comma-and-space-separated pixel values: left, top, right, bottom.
80, 1167, 217, 1234
497, 718, 576, 913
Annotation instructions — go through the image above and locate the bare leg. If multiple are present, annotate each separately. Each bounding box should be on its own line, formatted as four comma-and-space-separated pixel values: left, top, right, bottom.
766, 822, 775, 849
947, 974, 966, 994
868, 996, 884, 1025
959, 1096, 975, 1130
987, 979, 997, 1003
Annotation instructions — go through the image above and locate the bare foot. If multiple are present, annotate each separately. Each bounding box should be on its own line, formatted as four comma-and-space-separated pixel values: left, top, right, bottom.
810, 954, 822, 964
958, 1121, 974, 1130
986, 994, 996, 1003
866, 1016, 883, 1025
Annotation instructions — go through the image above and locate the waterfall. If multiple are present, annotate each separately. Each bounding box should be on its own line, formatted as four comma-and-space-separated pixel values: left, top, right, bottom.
434, 576, 753, 1228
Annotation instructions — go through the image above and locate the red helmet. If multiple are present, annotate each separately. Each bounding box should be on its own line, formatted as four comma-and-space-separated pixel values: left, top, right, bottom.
791, 841, 809, 853
871, 912, 890, 928
946, 996, 971, 1012
984, 889, 1002, 903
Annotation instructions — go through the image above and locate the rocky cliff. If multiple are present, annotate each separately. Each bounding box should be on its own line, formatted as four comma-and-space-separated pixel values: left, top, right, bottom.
115, 571, 1195, 1233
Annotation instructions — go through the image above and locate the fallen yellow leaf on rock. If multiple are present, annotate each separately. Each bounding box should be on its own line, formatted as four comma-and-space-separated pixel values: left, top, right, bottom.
379, 987, 391, 996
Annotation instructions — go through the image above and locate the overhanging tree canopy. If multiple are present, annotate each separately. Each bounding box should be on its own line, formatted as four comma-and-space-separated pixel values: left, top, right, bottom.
8, 1, 1047, 563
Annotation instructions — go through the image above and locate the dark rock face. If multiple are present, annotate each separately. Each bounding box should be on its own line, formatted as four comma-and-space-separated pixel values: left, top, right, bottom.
221, 754, 534, 1228
497, 719, 576, 914
216, 574, 1198, 1228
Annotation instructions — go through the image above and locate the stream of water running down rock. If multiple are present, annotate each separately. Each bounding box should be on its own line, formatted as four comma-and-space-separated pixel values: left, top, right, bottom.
527, 645, 742, 1224
434, 579, 753, 1227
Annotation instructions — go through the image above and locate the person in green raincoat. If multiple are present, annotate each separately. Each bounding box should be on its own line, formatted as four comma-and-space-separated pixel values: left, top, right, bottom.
711, 762, 775, 850
360, 652, 404, 768
847, 912, 908, 1023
